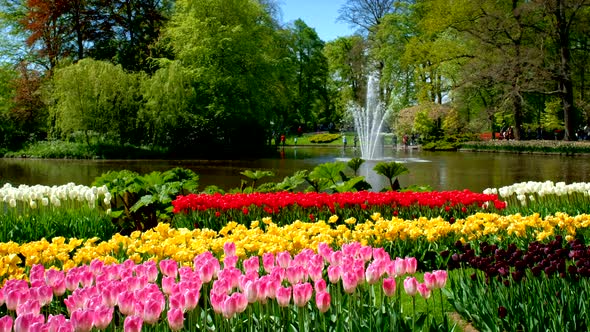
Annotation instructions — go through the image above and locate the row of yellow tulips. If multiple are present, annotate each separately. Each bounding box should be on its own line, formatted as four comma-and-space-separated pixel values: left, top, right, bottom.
1, 212, 588, 285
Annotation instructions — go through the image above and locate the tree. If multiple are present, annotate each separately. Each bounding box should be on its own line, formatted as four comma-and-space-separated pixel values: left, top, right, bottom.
48, 58, 141, 144
337, 0, 397, 34
163, 0, 285, 155
138, 60, 200, 150
536, 0, 590, 140
285, 19, 329, 129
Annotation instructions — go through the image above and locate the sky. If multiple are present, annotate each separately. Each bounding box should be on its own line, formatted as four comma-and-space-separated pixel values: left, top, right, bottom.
279, 0, 357, 42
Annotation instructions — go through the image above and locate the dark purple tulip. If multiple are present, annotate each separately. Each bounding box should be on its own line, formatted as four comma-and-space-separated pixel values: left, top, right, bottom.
498, 306, 507, 319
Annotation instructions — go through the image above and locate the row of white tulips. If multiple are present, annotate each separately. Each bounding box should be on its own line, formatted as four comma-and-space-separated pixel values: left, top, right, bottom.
484, 181, 590, 206
0, 183, 111, 210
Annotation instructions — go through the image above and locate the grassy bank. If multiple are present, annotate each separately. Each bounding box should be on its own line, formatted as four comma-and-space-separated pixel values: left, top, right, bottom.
460, 139, 590, 155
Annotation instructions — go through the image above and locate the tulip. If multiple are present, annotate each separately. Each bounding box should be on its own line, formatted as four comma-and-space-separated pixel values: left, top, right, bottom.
293, 282, 313, 307
315, 291, 331, 313
223, 242, 236, 257
117, 291, 136, 316
433, 270, 448, 289
392, 257, 407, 276
417, 283, 431, 299
365, 264, 381, 285
159, 259, 178, 278
71, 309, 94, 332
5, 289, 28, 311
405, 257, 417, 274
123, 315, 143, 332
403, 277, 418, 296
14, 313, 44, 332
143, 297, 164, 325
167, 308, 185, 331
224, 255, 238, 269
16, 299, 41, 316
327, 265, 341, 284
93, 306, 113, 330
342, 272, 358, 294
0, 316, 13, 332
276, 251, 292, 269
243, 256, 260, 274
262, 252, 275, 273
222, 295, 239, 319
382, 277, 396, 297
314, 279, 327, 293
276, 286, 291, 307
423, 272, 437, 290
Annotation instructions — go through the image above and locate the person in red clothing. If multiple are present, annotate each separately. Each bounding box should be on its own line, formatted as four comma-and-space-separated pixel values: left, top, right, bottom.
280, 134, 286, 147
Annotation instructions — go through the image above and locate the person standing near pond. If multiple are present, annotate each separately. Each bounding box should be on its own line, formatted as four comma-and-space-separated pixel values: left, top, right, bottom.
280, 134, 286, 148
343, 135, 347, 148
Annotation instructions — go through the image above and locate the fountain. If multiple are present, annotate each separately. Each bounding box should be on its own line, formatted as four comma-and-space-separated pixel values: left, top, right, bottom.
350, 73, 391, 160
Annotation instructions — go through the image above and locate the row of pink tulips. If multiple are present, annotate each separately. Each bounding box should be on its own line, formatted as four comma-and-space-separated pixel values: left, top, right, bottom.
0, 242, 448, 331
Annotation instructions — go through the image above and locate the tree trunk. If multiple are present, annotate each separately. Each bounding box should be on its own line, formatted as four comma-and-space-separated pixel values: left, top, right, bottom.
557, 0, 577, 140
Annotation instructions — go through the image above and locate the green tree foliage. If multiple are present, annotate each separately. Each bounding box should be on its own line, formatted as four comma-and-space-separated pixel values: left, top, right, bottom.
48, 58, 141, 145
138, 60, 200, 150
163, 0, 284, 155
286, 19, 330, 129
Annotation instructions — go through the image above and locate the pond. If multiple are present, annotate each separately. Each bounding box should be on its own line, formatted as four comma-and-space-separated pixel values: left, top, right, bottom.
1, 146, 590, 192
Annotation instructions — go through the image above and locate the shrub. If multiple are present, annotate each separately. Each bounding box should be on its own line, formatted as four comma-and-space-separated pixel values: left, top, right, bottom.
309, 133, 341, 143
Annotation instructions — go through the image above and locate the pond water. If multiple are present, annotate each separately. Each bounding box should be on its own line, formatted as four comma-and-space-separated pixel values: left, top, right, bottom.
1, 146, 590, 192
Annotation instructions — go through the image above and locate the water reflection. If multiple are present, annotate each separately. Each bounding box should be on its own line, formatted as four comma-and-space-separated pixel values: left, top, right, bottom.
1, 148, 590, 193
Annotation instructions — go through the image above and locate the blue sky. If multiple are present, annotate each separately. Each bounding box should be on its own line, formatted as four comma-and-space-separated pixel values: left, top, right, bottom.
279, 0, 357, 42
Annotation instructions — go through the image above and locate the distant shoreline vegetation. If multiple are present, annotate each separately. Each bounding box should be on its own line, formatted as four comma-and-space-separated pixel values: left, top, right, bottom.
459, 140, 590, 155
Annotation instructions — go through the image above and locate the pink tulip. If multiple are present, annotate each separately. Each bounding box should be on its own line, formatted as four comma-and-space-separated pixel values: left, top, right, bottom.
392, 257, 407, 276
79, 270, 94, 288
327, 265, 341, 284
168, 292, 186, 311
405, 257, 417, 274
403, 277, 419, 296
372, 247, 390, 261
159, 259, 178, 278
276, 251, 292, 269
65, 272, 80, 292
5, 289, 28, 311
243, 280, 258, 303
317, 242, 333, 261
143, 261, 159, 283
423, 272, 437, 290
47, 314, 68, 331
276, 286, 291, 307
167, 308, 185, 331
342, 271, 358, 294
198, 263, 215, 283
433, 270, 448, 289
93, 305, 113, 330
71, 309, 94, 332
293, 283, 313, 307
46, 269, 66, 297
262, 252, 275, 273
117, 291, 136, 316
222, 295, 239, 319
123, 315, 142, 332
243, 256, 260, 274
365, 264, 381, 285
359, 245, 373, 261
223, 255, 238, 269
223, 242, 236, 257
143, 297, 164, 325
89, 259, 105, 275
14, 312, 44, 332
314, 279, 327, 293
382, 277, 396, 297
286, 265, 305, 285
329, 251, 343, 266
315, 291, 331, 313
417, 283, 431, 299
210, 292, 226, 314
308, 262, 323, 281
16, 299, 41, 316
30, 285, 53, 307
0, 316, 13, 332
29, 264, 45, 287
161, 276, 177, 295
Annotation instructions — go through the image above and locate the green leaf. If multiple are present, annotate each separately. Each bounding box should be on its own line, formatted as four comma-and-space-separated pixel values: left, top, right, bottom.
130, 195, 156, 212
